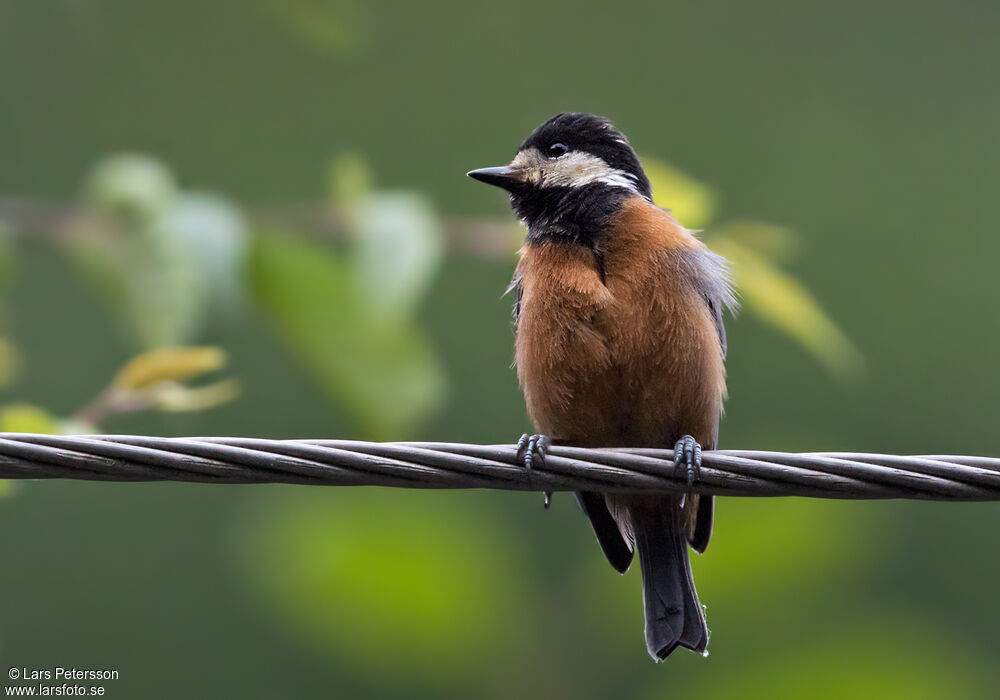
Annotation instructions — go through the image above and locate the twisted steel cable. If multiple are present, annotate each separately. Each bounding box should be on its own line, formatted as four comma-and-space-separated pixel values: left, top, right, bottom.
1, 432, 1000, 500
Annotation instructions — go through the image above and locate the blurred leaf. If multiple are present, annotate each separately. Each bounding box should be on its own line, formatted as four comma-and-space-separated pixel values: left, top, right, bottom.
113, 346, 228, 390
714, 220, 801, 263
149, 379, 241, 412
642, 155, 717, 229
327, 153, 373, 208
62, 225, 132, 332
709, 232, 863, 378
73, 159, 244, 348
73, 157, 206, 349
82, 153, 176, 226
235, 489, 525, 687
259, 0, 366, 52
162, 192, 249, 311
0, 403, 60, 434
249, 233, 445, 439
131, 222, 206, 348
351, 192, 444, 321
74, 347, 236, 426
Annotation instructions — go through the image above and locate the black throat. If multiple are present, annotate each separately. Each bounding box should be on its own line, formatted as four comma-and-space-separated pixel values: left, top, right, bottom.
513, 183, 634, 249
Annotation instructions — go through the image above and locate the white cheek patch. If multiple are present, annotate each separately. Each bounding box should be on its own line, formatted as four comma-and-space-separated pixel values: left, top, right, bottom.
510, 148, 641, 194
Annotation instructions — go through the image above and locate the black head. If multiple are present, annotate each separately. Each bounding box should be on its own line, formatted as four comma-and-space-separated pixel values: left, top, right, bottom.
468, 113, 652, 243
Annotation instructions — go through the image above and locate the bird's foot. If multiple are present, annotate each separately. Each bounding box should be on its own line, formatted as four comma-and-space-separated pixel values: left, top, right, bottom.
673, 435, 702, 486
516, 433, 553, 509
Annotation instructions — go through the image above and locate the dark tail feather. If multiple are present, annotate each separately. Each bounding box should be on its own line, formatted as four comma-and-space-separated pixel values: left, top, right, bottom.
632, 499, 709, 660
575, 491, 634, 573
688, 494, 714, 554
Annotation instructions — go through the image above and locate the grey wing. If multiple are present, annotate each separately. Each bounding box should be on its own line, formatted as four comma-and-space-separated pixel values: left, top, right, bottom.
707, 298, 727, 359
690, 297, 724, 553
688, 296, 725, 554
694, 245, 736, 359
505, 274, 522, 325
691, 249, 735, 552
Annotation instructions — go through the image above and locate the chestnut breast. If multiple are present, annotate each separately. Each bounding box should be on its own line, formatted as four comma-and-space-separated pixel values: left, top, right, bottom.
513, 199, 726, 449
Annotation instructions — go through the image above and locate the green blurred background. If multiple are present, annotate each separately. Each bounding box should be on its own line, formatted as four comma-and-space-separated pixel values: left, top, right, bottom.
1, 1, 999, 698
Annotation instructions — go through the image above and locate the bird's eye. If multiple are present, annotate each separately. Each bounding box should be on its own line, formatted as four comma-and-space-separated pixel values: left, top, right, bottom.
546, 143, 569, 158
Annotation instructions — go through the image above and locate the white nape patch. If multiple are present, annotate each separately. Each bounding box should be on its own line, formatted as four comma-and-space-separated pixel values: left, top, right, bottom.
509, 147, 642, 195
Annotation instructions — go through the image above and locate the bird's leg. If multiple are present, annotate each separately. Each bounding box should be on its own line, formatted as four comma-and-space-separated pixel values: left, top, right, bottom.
516, 433, 553, 509
673, 435, 702, 486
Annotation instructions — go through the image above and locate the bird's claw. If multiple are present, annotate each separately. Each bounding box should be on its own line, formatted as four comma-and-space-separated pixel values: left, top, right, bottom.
674, 435, 702, 486
517, 433, 553, 508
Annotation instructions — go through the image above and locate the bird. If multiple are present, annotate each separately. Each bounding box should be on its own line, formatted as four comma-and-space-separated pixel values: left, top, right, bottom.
467, 113, 736, 661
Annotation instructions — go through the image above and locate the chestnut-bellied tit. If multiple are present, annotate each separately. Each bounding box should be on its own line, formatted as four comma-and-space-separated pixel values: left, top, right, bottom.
468, 113, 736, 661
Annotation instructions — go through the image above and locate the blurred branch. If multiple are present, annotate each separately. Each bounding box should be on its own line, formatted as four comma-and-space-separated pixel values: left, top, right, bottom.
0, 197, 518, 257
0, 434, 998, 501
0, 197, 87, 240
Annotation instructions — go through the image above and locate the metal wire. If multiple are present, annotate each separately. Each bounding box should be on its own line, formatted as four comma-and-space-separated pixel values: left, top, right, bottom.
2, 433, 1000, 500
